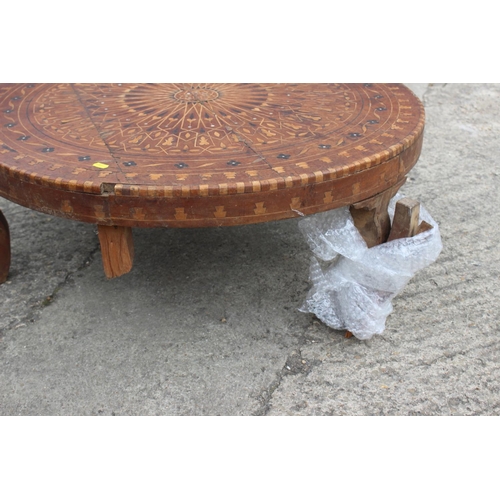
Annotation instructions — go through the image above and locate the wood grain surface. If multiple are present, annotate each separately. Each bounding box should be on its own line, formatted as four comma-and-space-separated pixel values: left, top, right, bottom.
0, 84, 424, 227
97, 225, 134, 278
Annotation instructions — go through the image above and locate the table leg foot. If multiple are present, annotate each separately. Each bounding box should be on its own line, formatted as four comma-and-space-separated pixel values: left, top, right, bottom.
97, 225, 134, 279
0, 209, 11, 284
387, 197, 433, 241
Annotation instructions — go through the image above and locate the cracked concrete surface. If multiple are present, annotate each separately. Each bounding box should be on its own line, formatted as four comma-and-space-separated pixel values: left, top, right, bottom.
1, 83, 499, 415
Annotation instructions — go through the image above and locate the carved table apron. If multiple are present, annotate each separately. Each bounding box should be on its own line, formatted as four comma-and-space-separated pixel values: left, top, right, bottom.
0, 83, 424, 281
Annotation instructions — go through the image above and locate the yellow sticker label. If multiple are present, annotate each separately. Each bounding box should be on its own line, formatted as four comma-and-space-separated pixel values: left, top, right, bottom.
93, 162, 109, 169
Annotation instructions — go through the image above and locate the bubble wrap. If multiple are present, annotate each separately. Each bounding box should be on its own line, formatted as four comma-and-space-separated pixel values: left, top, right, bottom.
298, 195, 443, 339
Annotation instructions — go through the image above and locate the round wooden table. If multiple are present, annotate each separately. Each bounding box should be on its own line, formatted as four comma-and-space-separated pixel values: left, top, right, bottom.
0, 83, 424, 280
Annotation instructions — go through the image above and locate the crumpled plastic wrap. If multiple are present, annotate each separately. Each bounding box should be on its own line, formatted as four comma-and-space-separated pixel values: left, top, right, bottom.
298, 194, 443, 339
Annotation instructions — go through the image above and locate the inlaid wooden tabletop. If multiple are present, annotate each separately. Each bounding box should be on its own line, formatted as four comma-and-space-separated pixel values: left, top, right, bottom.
0, 83, 424, 227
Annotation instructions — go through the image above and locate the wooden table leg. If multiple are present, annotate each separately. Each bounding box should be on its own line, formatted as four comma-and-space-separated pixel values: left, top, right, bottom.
97, 225, 134, 279
349, 179, 406, 248
0, 208, 10, 284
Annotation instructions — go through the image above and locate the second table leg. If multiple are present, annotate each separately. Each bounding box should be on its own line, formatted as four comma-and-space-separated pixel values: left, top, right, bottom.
97, 225, 135, 279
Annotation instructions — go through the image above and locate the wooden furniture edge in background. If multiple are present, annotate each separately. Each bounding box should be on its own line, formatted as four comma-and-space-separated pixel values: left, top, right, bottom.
0, 208, 10, 284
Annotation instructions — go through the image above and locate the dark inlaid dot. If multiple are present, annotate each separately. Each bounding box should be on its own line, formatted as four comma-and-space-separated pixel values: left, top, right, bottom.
175, 162, 188, 169
5, 123, 15, 128
318, 144, 331, 149
367, 120, 379, 124
277, 154, 290, 159
17, 135, 30, 141
42, 147, 54, 153
78, 156, 91, 161
376, 107, 387, 111
227, 160, 241, 166
349, 133, 362, 138
123, 161, 136, 167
